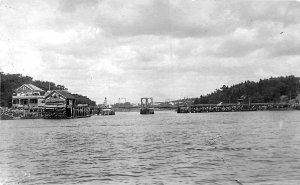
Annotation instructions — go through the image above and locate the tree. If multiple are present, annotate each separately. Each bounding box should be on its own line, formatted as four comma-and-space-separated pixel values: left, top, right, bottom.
194, 75, 300, 104
1, 73, 97, 107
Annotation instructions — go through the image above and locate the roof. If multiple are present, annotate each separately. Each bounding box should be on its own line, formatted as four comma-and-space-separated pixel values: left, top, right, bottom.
55, 90, 77, 99
45, 97, 65, 103
26, 84, 44, 91
44, 90, 77, 100
15, 84, 44, 92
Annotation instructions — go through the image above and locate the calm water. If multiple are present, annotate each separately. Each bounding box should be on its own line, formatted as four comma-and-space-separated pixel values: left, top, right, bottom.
0, 111, 300, 185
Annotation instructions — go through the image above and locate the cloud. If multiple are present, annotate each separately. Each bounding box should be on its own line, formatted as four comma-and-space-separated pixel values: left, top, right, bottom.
1, 0, 300, 103
94, 0, 240, 38
59, 0, 100, 12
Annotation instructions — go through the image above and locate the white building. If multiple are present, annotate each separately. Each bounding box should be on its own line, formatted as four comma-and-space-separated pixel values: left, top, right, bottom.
12, 84, 45, 110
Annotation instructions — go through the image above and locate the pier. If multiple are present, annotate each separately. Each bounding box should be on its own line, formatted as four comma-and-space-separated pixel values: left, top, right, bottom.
184, 103, 292, 113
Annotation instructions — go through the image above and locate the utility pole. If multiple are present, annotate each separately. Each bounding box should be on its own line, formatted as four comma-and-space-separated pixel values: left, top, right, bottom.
248, 97, 251, 106
229, 95, 231, 105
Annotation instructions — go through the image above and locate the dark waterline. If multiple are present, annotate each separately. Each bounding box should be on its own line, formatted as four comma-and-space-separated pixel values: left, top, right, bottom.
0, 111, 300, 185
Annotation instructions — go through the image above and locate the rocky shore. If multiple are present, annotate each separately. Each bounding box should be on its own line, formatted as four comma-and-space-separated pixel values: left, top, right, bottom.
1, 108, 42, 120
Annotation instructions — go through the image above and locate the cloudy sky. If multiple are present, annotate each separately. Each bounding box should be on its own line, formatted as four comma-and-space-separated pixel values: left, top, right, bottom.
1, 0, 300, 104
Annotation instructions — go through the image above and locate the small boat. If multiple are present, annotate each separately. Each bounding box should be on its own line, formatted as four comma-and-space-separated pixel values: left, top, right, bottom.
97, 97, 116, 116
101, 107, 115, 115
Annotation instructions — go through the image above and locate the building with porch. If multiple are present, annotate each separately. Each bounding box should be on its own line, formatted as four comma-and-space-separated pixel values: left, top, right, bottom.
12, 84, 45, 111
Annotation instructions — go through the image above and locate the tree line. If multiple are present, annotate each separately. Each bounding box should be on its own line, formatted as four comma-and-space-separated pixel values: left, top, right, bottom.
194, 75, 300, 104
0, 72, 96, 107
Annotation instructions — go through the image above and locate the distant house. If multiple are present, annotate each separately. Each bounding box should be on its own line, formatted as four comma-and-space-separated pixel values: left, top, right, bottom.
12, 84, 45, 110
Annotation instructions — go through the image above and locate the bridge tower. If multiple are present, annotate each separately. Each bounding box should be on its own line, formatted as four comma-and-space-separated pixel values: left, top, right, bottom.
140, 97, 154, 114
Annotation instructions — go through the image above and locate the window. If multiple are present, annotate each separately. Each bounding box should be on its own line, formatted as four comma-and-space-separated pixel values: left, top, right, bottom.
22, 99, 28, 105
13, 99, 19, 104
30, 99, 37, 104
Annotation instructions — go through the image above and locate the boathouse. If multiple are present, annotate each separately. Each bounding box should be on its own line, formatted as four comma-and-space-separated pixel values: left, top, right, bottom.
43, 90, 91, 119
12, 84, 45, 113
43, 90, 76, 119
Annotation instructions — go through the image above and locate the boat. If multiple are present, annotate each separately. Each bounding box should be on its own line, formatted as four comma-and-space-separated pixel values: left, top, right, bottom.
98, 97, 115, 116
101, 107, 115, 115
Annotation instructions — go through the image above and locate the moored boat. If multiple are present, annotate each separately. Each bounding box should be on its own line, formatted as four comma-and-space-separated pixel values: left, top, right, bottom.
97, 97, 115, 116
101, 107, 115, 115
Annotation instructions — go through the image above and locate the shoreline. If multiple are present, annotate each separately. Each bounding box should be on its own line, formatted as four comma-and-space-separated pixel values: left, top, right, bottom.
1, 108, 299, 120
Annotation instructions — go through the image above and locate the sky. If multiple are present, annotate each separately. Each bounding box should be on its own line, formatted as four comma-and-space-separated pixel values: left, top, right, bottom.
1, 0, 300, 104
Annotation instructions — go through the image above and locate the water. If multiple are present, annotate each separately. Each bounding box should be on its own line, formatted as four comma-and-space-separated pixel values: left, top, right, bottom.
0, 111, 300, 185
